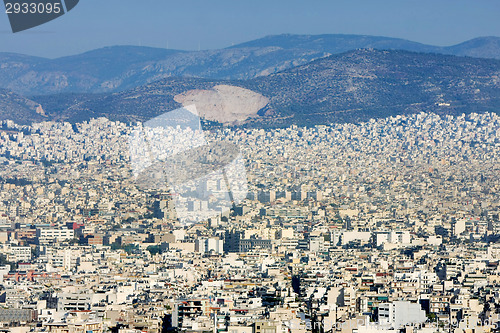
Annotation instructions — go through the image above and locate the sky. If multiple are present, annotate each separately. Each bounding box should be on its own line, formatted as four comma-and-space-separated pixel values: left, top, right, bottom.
1, 0, 500, 58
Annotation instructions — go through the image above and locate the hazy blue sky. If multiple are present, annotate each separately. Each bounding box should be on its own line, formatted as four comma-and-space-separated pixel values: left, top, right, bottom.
1, 0, 500, 58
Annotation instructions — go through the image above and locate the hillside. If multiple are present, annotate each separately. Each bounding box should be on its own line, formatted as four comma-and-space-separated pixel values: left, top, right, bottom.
0, 88, 47, 124
1, 34, 500, 96
243, 49, 500, 125
27, 49, 500, 127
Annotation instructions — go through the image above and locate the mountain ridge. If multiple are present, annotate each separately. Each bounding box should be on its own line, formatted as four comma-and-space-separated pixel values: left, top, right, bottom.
19, 48, 500, 127
1, 34, 500, 96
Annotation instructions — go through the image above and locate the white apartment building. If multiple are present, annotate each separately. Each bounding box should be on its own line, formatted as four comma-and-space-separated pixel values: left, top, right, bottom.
375, 231, 411, 247
378, 301, 427, 329
195, 237, 224, 254
7, 246, 32, 262
36, 228, 74, 244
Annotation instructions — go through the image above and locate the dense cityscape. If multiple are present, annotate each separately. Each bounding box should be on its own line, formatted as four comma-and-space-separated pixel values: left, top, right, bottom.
0, 111, 499, 333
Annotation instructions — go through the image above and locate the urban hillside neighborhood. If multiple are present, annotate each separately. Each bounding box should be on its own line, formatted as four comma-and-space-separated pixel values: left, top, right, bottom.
0, 112, 498, 332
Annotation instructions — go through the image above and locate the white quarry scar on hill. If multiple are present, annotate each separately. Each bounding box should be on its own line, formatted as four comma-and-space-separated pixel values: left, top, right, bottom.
173, 84, 269, 124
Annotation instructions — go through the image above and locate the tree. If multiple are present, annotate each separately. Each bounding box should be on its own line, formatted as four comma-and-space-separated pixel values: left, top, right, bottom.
0, 253, 14, 270
147, 245, 162, 255
427, 313, 437, 322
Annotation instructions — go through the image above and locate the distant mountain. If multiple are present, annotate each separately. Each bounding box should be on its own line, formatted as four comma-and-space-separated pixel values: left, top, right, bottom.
229, 34, 440, 54
0, 45, 329, 95
0, 46, 185, 96
1, 34, 500, 96
232, 34, 500, 59
243, 49, 500, 126
445, 37, 500, 59
27, 49, 500, 127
